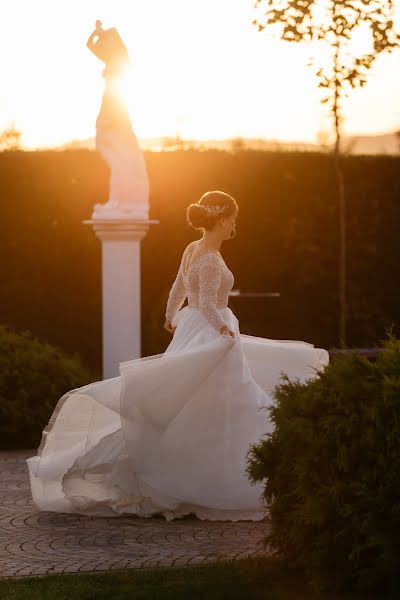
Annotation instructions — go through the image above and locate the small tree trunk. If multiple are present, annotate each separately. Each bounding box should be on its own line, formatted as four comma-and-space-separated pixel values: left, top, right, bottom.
332, 63, 347, 348
334, 144, 346, 348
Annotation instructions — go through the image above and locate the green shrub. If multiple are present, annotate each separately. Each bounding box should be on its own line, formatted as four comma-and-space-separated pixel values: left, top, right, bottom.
0, 324, 95, 449
247, 333, 400, 596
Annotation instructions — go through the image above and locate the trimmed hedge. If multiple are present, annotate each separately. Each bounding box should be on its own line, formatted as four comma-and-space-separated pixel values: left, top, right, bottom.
0, 324, 96, 449
0, 149, 398, 370
247, 332, 400, 595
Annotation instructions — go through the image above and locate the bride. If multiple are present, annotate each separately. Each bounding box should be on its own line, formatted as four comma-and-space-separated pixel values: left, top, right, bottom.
27, 190, 329, 521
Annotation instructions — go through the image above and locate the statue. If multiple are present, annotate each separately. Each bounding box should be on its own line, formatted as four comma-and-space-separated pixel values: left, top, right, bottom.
87, 21, 149, 221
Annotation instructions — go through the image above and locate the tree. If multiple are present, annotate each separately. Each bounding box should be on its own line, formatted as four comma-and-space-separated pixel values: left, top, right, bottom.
253, 0, 400, 347
0, 122, 22, 151
396, 129, 400, 152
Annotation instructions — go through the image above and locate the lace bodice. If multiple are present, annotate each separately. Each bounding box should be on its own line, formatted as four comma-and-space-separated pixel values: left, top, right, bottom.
165, 247, 234, 332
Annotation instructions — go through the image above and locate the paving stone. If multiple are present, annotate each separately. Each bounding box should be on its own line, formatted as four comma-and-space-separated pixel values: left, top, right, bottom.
0, 451, 271, 578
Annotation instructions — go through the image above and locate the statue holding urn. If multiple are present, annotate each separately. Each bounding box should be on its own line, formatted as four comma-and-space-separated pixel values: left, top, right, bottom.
87, 21, 149, 221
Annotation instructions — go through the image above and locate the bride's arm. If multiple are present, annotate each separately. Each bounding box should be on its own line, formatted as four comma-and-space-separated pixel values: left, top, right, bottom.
198, 255, 228, 334
165, 254, 187, 324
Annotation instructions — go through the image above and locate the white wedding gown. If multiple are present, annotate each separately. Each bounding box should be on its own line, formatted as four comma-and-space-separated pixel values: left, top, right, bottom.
27, 246, 329, 521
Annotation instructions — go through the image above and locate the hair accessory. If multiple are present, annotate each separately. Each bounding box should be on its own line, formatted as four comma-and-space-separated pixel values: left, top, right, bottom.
200, 204, 225, 216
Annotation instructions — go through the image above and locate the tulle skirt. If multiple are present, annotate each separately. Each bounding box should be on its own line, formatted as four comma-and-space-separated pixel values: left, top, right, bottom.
26, 306, 329, 521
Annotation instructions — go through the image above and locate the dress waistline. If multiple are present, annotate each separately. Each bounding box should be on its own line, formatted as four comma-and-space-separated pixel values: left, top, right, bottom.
186, 305, 229, 311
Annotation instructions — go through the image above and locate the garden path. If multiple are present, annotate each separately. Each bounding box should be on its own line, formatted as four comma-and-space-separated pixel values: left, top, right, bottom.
0, 451, 271, 578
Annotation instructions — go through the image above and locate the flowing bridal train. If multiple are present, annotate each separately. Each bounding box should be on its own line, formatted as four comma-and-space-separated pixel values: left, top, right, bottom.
27, 193, 329, 522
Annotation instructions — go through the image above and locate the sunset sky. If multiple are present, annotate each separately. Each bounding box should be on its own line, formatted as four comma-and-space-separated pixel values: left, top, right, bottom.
1, 0, 400, 149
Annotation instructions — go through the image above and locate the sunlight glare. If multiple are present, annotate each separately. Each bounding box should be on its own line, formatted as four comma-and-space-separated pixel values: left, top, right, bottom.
0, 0, 399, 149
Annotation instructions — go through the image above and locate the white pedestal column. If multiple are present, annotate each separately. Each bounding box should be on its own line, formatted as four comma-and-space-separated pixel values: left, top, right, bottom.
83, 218, 158, 380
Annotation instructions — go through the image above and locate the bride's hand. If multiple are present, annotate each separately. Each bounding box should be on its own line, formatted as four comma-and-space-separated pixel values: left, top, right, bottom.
164, 319, 176, 334
220, 324, 235, 338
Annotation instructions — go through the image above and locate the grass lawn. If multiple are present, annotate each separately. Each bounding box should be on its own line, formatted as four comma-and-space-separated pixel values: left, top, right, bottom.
0, 558, 376, 600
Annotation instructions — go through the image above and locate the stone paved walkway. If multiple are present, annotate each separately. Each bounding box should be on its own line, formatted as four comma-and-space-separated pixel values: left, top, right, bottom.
0, 451, 270, 578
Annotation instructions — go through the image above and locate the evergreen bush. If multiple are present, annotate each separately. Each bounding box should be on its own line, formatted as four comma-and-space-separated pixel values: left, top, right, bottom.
0, 324, 94, 449
247, 333, 400, 595
0, 149, 399, 369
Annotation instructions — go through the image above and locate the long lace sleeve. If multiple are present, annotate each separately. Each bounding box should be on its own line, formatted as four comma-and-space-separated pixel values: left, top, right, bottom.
165, 256, 187, 322
198, 255, 227, 333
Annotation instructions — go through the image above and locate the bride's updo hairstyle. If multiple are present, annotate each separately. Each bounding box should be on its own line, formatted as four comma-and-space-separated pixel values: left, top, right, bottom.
186, 190, 238, 231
